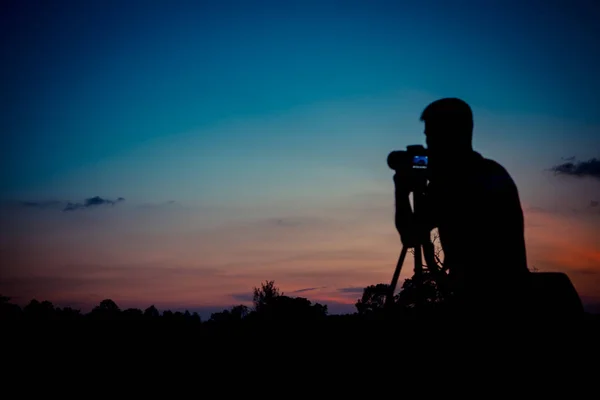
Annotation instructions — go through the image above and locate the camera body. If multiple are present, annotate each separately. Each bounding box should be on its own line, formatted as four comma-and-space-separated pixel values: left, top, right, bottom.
387, 145, 429, 192
387, 144, 428, 171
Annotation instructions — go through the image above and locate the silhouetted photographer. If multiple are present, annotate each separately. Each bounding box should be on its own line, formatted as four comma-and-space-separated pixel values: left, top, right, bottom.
389, 98, 532, 316
388, 98, 586, 318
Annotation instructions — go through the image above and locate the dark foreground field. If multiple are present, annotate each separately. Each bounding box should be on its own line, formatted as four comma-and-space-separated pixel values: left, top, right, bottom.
3, 278, 600, 369
3, 306, 599, 387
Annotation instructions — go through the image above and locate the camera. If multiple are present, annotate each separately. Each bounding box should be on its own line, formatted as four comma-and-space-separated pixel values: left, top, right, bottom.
387, 144, 428, 171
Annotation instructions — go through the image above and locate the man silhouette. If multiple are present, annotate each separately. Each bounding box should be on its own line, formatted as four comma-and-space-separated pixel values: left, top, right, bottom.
394, 98, 530, 315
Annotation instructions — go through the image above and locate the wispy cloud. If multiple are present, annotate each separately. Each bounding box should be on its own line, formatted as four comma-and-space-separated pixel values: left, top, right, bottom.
4, 196, 127, 212
550, 157, 600, 180
291, 286, 327, 293
63, 196, 125, 211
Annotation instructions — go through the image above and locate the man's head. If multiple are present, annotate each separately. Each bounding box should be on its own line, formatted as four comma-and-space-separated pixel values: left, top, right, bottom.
420, 98, 474, 175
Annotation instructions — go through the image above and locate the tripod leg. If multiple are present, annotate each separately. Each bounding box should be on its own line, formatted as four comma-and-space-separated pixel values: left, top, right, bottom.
414, 244, 425, 309
386, 245, 409, 307
422, 238, 438, 273
414, 244, 423, 275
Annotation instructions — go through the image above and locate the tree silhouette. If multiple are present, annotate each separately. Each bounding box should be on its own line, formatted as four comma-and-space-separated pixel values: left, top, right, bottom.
270, 295, 328, 320
249, 280, 328, 321
403, 230, 453, 307
123, 308, 143, 317
0, 295, 21, 322
231, 304, 249, 319
144, 305, 160, 318
96, 299, 120, 313
252, 280, 282, 313
190, 311, 201, 323
396, 269, 446, 309
90, 299, 121, 320
355, 283, 392, 315
24, 299, 56, 320
209, 305, 248, 323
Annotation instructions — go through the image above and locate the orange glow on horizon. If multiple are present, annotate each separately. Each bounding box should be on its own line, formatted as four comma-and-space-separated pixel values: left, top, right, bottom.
2, 199, 599, 314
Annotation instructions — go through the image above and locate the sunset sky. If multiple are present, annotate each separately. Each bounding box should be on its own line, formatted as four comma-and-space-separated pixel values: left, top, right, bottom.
1, 0, 599, 317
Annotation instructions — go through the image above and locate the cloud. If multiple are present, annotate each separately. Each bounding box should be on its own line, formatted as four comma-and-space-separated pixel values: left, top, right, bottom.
550, 157, 600, 180
3, 196, 127, 212
291, 286, 327, 293
63, 196, 125, 211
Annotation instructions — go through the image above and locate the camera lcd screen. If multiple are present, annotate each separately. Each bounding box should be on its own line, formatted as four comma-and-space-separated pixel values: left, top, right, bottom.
412, 155, 428, 169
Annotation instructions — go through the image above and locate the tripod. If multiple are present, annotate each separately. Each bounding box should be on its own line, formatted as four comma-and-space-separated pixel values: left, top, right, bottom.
384, 187, 441, 309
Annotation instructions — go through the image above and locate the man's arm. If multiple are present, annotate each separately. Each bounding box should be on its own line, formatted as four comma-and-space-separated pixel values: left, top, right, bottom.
394, 175, 416, 247
393, 173, 436, 248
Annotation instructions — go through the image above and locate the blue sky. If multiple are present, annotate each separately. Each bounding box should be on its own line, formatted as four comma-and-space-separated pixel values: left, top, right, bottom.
1, 0, 599, 315
3, 0, 599, 199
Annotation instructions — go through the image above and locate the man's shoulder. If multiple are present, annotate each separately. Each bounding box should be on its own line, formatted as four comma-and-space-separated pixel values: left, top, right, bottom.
476, 155, 517, 192
478, 155, 510, 176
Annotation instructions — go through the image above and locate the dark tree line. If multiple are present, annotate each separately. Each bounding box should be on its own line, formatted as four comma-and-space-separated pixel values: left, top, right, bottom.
0, 280, 330, 325
0, 278, 434, 326
2, 275, 598, 330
